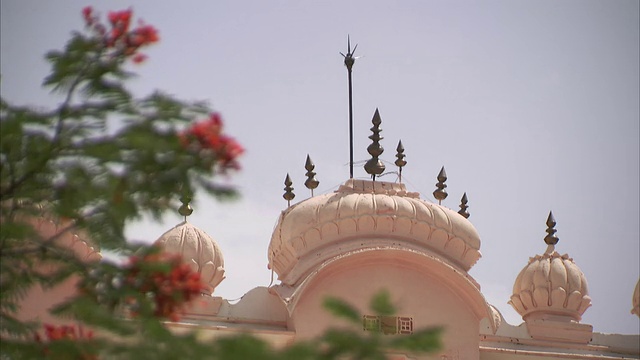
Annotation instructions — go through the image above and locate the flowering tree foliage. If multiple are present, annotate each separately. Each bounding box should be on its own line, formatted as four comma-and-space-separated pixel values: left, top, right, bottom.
34, 324, 97, 360
77, 246, 207, 322
0, 6, 242, 356
0, 7, 440, 359
180, 113, 244, 171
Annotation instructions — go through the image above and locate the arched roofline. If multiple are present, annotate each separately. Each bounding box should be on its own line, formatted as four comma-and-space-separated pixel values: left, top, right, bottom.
269, 245, 498, 334
276, 235, 479, 287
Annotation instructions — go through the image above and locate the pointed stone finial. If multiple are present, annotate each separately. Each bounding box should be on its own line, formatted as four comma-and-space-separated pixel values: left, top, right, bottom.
283, 173, 295, 207
364, 109, 385, 180
432, 166, 448, 204
178, 195, 193, 221
304, 155, 319, 196
395, 140, 407, 182
458, 192, 470, 218
544, 211, 559, 246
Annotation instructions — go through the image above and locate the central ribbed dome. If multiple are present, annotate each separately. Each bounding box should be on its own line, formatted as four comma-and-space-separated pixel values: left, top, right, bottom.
268, 179, 482, 286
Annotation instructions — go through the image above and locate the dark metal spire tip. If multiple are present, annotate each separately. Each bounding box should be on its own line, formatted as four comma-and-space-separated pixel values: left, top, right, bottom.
544, 210, 559, 245
433, 166, 448, 202
458, 192, 470, 218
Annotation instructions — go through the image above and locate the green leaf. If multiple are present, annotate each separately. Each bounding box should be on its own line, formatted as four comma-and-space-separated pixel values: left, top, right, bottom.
213, 333, 275, 360
322, 297, 361, 324
0, 313, 39, 338
0, 220, 36, 243
277, 342, 316, 360
53, 296, 135, 337
370, 289, 396, 316
387, 327, 443, 353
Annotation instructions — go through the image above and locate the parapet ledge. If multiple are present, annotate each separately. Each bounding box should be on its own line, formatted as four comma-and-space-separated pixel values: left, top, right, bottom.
183, 295, 224, 318
337, 179, 420, 198
525, 317, 593, 344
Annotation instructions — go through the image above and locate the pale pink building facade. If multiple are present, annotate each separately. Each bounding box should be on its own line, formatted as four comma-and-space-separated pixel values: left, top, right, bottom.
157, 178, 639, 359
15, 175, 640, 359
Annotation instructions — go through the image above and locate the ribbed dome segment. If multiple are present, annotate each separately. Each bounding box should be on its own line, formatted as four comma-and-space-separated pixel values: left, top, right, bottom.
154, 221, 225, 294
632, 279, 640, 318
509, 247, 591, 322
268, 179, 482, 286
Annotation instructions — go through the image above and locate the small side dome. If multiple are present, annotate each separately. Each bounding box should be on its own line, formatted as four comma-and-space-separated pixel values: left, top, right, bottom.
509, 213, 591, 322
154, 221, 225, 294
509, 249, 591, 322
632, 279, 640, 318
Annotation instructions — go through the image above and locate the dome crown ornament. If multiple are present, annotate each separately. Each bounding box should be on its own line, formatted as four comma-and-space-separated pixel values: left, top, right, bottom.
458, 192, 469, 219
432, 166, 448, 204
544, 211, 559, 246
395, 140, 407, 182
178, 195, 194, 220
364, 109, 385, 180
283, 173, 295, 207
304, 155, 319, 196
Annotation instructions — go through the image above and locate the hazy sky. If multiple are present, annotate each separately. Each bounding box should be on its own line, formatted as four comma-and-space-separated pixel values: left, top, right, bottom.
2, 1, 638, 334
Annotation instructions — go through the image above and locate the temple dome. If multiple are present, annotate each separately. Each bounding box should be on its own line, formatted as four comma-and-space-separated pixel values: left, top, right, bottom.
268, 179, 482, 286
154, 221, 225, 294
509, 245, 591, 322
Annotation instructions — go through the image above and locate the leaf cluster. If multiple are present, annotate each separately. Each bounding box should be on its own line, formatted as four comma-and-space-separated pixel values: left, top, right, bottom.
0, 7, 442, 360
0, 9, 236, 342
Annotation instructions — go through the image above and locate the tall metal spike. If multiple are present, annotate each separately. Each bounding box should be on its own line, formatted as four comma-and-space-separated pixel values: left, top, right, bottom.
364, 109, 386, 180
395, 140, 407, 182
341, 36, 358, 179
458, 192, 470, 218
544, 211, 559, 245
178, 195, 193, 221
432, 166, 448, 205
283, 173, 295, 207
304, 155, 319, 196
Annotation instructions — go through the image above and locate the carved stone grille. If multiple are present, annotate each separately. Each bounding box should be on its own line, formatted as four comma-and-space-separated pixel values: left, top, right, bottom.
362, 315, 413, 335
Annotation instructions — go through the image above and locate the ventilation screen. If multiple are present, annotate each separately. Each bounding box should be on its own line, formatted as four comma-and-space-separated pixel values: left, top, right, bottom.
363, 315, 413, 335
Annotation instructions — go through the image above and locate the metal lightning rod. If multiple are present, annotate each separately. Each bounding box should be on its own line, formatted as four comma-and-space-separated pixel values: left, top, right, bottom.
340, 36, 358, 178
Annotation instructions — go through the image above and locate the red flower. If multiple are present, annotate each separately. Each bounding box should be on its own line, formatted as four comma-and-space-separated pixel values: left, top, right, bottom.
132, 53, 147, 64
42, 324, 93, 341
35, 324, 96, 359
107, 9, 132, 30
81, 7, 159, 63
134, 25, 159, 44
127, 34, 145, 47
180, 113, 244, 171
209, 112, 223, 126
124, 249, 207, 321
82, 6, 94, 26
82, 6, 92, 18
